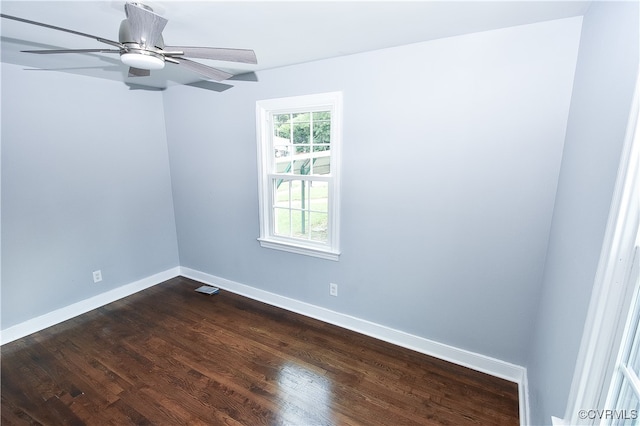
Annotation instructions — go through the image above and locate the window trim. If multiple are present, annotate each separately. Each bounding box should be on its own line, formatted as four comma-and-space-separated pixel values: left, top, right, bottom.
554, 76, 639, 425
256, 92, 342, 261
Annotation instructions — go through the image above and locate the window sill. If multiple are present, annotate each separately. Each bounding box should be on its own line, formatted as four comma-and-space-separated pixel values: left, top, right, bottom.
258, 238, 340, 261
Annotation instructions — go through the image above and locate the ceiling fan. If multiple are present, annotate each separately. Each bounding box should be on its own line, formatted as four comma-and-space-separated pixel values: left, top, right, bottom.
0, 2, 257, 84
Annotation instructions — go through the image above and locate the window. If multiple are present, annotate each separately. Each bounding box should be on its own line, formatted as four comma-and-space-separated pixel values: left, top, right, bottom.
256, 92, 342, 260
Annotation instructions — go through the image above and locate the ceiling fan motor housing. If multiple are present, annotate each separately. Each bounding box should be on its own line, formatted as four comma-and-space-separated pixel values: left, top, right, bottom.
118, 18, 165, 49
118, 18, 165, 70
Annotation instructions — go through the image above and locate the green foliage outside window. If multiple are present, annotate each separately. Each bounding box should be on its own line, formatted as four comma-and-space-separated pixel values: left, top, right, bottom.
273, 111, 331, 152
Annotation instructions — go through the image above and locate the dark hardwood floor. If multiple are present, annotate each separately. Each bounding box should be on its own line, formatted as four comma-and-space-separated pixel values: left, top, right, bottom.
1, 276, 519, 425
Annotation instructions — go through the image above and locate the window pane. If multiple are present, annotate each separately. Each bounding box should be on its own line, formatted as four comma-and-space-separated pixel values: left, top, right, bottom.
312, 147, 331, 175
272, 113, 292, 167
274, 137, 290, 159
313, 111, 331, 144
276, 159, 292, 173
309, 181, 328, 213
273, 114, 291, 139
294, 145, 310, 155
274, 113, 291, 123
310, 212, 328, 242
293, 122, 310, 144
274, 179, 290, 208
313, 111, 331, 121
274, 208, 291, 237
294, 158, 311, 175
611, 378, 640, 426
291, 210, 310, 239
293, 112, 310, 122
289, 180, 309, 211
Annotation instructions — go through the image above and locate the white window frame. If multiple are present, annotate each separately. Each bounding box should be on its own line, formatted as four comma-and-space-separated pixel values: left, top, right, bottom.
603, 246, 640, 424
554, 76, 640, 426
256, 92, 342, 261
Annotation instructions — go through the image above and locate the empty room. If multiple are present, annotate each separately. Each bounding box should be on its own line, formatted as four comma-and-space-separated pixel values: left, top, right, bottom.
1, 1, 639, 425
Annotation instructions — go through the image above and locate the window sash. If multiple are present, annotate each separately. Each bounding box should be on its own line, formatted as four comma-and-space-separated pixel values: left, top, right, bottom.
268, 176, 334, 247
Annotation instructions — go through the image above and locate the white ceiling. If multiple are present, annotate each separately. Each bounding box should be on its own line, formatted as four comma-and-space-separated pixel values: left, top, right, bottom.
1, 1, 591, 90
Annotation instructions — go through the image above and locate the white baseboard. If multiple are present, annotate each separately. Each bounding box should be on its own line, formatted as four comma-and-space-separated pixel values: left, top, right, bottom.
180, 266, 530, 426
0, 267, 181, 345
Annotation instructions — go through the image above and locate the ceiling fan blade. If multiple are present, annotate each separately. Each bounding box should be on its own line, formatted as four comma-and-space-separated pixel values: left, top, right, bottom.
0, 14, 123, 49
124, 3, 167, 49
185, 81, 234, 92
22, 48, 121, 54
173, 58, 233, 81
128, 67, 150, 77
163, 46, 257, 64
228, 72, 259, 82
126, 83, 165, 91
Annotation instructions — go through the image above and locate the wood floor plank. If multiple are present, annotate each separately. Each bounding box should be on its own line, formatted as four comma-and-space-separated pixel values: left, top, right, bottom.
1, 276, 519, 425
1, 394, 44, 425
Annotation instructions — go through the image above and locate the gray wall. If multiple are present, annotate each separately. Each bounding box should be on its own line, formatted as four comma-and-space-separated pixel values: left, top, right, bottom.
527, 2, 639, 424
164, 17, 582, 365
1, 63, 179, 328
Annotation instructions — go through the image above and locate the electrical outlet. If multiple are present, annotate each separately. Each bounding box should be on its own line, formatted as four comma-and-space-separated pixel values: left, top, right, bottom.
329, 282, 338, 297
93, 270, 102, 283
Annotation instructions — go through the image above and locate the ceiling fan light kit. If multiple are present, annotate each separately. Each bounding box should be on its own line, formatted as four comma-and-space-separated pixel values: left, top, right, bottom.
120, 50, 165, 70
0, 1, 257, 89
